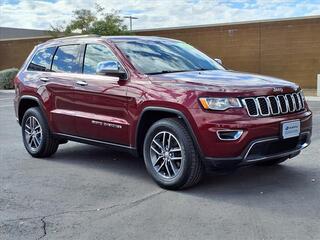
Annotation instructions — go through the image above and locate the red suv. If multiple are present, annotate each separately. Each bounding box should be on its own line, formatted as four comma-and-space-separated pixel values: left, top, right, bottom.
14, 35, 312, 189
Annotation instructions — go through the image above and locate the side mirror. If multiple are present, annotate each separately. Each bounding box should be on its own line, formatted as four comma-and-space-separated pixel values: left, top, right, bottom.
96, 61, 127, 79
214, 58, 222, 65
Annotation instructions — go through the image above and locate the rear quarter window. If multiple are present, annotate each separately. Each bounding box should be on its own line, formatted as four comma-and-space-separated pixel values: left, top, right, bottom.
27, 47, 56, 72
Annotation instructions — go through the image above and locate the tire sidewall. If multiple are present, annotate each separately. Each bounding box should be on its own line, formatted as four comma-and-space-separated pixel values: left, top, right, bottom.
143, 119, 195, 188
21, 107, 49, 157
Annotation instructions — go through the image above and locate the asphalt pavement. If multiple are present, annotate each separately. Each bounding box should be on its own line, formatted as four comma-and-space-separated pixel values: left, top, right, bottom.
0, 91, 319, 240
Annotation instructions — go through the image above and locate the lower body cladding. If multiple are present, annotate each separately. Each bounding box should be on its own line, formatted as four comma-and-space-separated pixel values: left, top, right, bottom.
189, 109, 313, 170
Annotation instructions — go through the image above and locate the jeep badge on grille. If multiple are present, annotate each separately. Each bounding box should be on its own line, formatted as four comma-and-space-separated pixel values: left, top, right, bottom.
273, 87, 284, 93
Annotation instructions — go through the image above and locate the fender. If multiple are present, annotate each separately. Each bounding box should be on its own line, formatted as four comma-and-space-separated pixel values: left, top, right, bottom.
18, 95, 49, 125
135, 106, 204, 157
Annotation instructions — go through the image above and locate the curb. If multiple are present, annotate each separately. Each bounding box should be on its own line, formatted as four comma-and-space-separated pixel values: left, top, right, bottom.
306, 96, 320, 102
0, 90, 15, 94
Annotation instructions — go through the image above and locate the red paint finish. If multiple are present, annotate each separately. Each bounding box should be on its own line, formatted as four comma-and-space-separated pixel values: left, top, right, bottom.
14, 36, 312, 162
72, 73, 130, 144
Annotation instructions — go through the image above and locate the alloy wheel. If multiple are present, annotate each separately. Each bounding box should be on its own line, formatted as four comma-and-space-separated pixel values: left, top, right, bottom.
24, 116, 43, 151
150, 131, 183, 179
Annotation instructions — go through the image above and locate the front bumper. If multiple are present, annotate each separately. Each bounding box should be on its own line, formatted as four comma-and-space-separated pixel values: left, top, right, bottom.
203, 131, 311, 169
188, 108, 312, 168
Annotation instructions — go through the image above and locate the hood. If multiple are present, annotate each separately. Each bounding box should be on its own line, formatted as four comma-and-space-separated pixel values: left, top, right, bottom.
149, 70, 299, 93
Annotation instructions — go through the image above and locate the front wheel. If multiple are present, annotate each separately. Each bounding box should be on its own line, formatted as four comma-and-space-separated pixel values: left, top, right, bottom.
21, 107, 59, 158
143, 118, 203, 190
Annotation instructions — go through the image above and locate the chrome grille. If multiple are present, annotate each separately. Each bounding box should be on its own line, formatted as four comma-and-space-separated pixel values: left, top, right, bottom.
286, 94, 294, 112
277, 95, 288, 113
242, 91, 305, 117
267, 96, 280, 115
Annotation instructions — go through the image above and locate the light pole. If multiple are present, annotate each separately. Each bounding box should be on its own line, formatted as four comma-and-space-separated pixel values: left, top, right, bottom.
124, 16, 138, 31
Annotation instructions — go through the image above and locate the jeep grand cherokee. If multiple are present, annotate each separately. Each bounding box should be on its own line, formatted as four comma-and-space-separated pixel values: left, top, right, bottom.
14, 35, 312, 189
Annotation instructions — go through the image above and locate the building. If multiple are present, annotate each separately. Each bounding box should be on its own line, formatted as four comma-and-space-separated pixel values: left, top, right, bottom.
0, 27, 52, 70
1, 16, 320, 90
135, 15, 320, 90
0, 27, 50, 40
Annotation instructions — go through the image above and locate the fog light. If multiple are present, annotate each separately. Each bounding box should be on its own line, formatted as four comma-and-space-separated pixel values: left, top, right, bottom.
217, 130, 243, 141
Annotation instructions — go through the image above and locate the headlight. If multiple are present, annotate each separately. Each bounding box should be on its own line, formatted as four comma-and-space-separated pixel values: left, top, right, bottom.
199, 97, 242, 111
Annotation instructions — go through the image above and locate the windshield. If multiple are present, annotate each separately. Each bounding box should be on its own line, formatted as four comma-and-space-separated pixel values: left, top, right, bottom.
115, 39, 225, 75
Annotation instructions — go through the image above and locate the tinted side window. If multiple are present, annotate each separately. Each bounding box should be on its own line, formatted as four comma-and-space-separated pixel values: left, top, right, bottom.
28, 47, 56, 72
52, 45, 81, 73
83, 44, 117, 74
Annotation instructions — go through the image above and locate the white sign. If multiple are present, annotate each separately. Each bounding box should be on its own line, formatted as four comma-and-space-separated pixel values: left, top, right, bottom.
282, 120, 300, 139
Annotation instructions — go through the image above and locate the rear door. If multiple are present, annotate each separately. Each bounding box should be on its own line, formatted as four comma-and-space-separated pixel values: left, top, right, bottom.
25, 45, 78, 135
72, 43, 130, 145
48, 44, 82, 135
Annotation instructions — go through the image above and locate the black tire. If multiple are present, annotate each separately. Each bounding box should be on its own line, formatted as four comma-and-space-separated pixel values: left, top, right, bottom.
256, 157, 288, 166
143, 118, 203, 190
21, 107, 59, 158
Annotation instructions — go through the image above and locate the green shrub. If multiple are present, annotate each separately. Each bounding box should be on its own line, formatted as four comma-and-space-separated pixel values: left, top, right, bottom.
0, 68, 19, 89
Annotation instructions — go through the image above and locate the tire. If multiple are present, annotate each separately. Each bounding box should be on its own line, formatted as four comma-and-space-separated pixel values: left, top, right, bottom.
256, 157, 288, 166
21, 107, 59, 158
143, 118, 203, 190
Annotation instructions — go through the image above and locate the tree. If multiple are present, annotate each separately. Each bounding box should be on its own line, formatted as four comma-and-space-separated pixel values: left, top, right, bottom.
49, 4, 130, 36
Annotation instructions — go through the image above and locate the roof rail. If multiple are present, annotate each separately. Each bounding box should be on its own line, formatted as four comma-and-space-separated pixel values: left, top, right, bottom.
47, 34, 101, 42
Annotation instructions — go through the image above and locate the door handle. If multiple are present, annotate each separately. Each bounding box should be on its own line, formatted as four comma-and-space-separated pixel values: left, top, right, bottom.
76, 80, 88, 86
39, 77, 49, 82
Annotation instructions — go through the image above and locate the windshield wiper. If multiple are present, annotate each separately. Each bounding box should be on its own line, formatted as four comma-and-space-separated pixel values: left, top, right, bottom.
193, 68, 213, 71
146, 68, 214, 75
146, 70, 189, 75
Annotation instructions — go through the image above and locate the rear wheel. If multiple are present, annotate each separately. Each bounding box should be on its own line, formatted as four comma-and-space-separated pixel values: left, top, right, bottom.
22, 107, 59, 158
143, 118, 203, 190
256, 157, 288, 166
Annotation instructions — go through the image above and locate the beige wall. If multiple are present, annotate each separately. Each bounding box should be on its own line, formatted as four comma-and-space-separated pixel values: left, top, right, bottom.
0, 37, 52, 70
0, 17, 319, 89
136, 17, 320, 89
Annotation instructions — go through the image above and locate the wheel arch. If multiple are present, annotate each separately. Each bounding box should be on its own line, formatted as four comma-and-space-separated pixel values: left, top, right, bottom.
135, 107, 202, 158
18, 96, 46, 125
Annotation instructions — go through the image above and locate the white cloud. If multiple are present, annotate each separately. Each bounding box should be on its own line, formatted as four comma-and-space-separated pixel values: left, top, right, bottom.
0, 0, 320, 30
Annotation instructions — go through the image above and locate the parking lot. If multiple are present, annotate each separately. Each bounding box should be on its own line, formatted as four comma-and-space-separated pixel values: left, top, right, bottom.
0, 91, 319, 240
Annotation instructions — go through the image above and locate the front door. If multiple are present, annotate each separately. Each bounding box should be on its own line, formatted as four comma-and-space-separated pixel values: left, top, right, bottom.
73, 43, 130, 145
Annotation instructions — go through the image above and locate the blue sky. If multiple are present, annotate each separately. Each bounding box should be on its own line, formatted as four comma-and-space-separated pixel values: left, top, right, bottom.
1, 0, 320, 30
